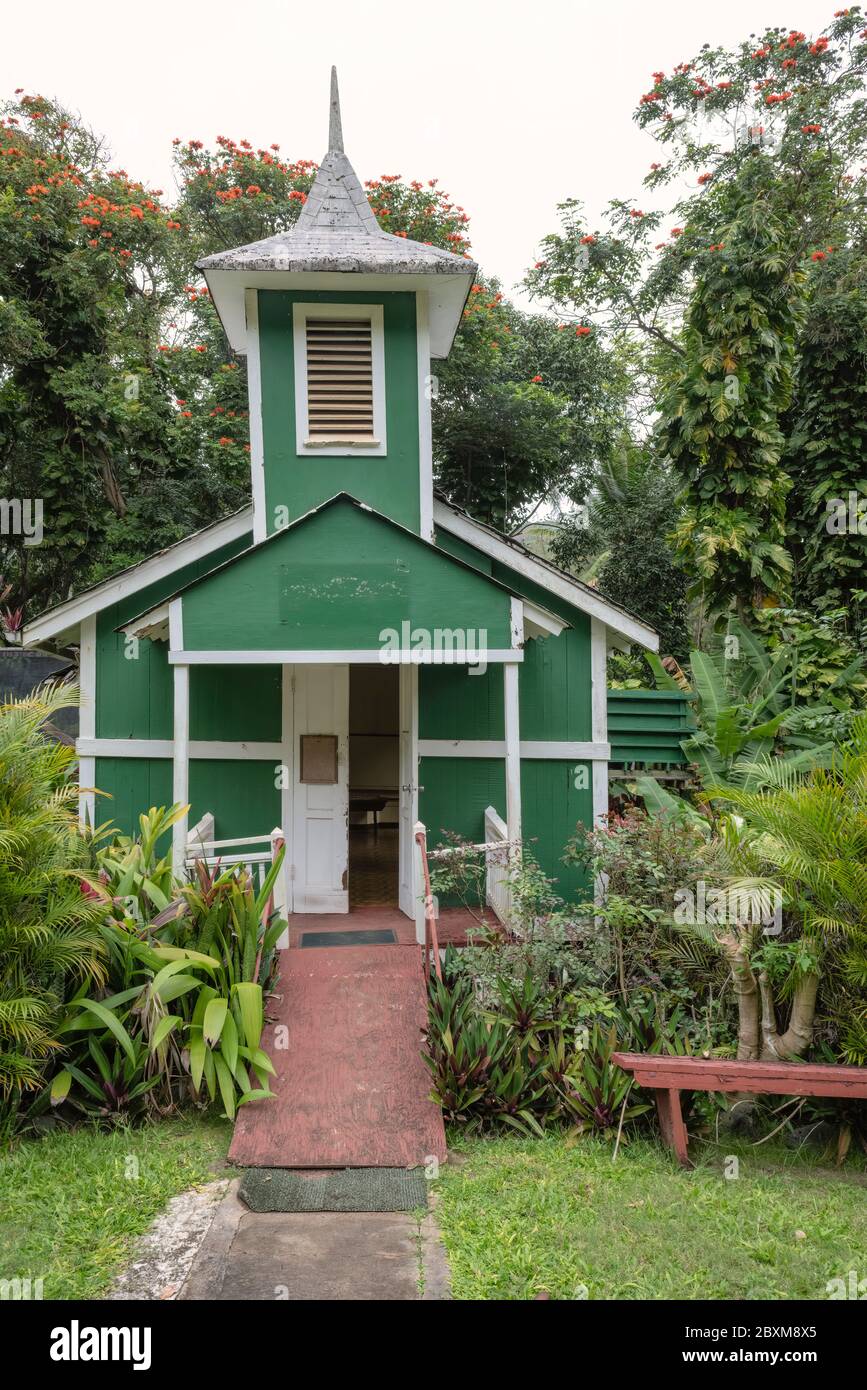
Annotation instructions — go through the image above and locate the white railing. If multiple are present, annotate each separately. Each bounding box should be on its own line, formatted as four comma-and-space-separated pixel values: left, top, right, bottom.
483, 805, 512, 927
420, 806, 513, 929
185, 814, 289, 947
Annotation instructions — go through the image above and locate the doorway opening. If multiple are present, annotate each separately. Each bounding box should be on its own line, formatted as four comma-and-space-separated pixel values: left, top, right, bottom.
348, 665, 399, 907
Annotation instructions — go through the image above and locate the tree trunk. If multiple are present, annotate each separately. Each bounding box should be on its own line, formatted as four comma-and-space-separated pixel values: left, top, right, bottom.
719, 930, 760, 1060
758, 970, 819, 1061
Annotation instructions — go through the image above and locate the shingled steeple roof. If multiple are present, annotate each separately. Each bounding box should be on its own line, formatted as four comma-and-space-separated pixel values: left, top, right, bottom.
197, 69, 477, 281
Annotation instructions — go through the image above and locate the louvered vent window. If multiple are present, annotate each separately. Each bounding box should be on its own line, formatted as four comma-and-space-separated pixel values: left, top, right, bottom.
305, 317, 375, 443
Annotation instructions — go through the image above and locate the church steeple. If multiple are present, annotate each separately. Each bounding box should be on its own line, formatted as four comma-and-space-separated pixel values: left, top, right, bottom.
197, 68, 476, 359
294, 68, 381, 237
328, 65, 343, 153
196, 68, 478, 544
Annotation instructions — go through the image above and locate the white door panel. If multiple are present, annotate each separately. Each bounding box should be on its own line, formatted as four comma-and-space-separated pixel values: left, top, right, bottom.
292, 664, 349, 913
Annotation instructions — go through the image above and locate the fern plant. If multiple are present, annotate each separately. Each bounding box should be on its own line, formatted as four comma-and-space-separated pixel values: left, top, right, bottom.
0, 684, 106, 1132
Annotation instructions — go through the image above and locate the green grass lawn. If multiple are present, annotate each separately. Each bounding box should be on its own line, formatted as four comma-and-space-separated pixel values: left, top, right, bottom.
433, 1133, 867, 1300
0, 1115, 233, 1300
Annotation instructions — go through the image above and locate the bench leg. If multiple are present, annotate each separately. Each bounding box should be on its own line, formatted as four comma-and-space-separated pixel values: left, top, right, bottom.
656, 1088, 691, 1168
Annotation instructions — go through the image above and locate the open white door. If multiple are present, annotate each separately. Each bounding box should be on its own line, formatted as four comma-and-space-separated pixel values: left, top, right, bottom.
292, 664, 349, 913
398, 664, 422, 937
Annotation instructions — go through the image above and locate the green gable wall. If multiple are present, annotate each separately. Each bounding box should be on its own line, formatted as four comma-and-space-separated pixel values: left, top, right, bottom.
92, 528, 283, 842
179, 499, 513, 652
95, 535, 251, 739
258, 290, 421, 533
434, 527, 492, 574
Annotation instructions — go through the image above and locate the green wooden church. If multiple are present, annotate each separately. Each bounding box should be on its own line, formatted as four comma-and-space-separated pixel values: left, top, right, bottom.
25, 72, 658, 940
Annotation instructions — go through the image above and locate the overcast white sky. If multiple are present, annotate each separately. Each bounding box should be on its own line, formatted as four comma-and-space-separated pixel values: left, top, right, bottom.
2, 0, 835, 304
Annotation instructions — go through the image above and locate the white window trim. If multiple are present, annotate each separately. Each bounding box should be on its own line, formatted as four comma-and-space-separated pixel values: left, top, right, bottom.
292, 302, 386, 457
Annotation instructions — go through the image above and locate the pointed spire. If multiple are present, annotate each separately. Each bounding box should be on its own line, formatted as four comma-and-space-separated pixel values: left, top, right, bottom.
328, 66, 344, 153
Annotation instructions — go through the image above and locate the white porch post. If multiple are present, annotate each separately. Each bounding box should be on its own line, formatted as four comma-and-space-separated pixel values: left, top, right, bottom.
170, 599, 190, 877
590, 618, 609, 826
503, 660, 522, 846
77, 614, 97, 827
505, 599, 523, 846
172, 663, 190, 877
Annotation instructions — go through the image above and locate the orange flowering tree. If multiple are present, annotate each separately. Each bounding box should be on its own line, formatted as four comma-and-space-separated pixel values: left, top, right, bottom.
0, 93, 264, 612
527, 10, 867, 620
0, 93, 636, 617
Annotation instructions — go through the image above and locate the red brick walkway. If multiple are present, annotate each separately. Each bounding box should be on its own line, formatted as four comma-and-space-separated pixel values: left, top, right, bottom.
229, 925, 449, 1169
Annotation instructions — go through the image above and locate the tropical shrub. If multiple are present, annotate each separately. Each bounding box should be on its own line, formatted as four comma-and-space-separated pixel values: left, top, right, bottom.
38, 806, 286, 1125
429, 841, 614, 1006
425, 947, 689, 1140
720, 716, 867, 1065
0, 686, 106, 1134
634, 618, 857, 817
564, 809, 732, 1034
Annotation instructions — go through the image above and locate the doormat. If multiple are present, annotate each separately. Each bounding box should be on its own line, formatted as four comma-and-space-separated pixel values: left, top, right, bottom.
238, 1166, 429, 1213
299, 929, 397, 948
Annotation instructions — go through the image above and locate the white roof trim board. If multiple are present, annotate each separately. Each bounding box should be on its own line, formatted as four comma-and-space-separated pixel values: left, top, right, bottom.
433, 498, 659, 651
24, 497, 655, 651
23, 507, 253, 646
198, 69, 476, 359
117, 493, 569, 646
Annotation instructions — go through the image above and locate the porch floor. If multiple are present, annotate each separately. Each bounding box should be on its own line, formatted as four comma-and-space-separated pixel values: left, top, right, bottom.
284, 904, 496, 948
229, 932, 447, 1169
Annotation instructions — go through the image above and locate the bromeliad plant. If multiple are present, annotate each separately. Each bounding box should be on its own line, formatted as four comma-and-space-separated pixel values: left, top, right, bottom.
50, 813, 286, 1122
552, 1023, 651, 1137
424, 957, 658, 1139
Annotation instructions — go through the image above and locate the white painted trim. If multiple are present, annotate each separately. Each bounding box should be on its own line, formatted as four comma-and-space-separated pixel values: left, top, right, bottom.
418, 740, 610, 760
503, 661, 521, 846
433, 500, 659, 651
523, 600, 567, 639
23, 508, 253, 645
590, 617, 609, 827
76, 739, 284, 761
77, 614, 97, 827
168, 597, 184, 652
292, 302, 386, 457
510, 596, 524, 650
416, 291, 434, 541
172, 665, 190, 875
399, 663, 422, 937
78, 735, 610, 762
245, 288, 268, 544
202, 267, 473, 360
167, 648, 524, 666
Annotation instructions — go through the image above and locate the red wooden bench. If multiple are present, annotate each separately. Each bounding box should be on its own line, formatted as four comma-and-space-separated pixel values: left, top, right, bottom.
612, 1052, 867, 1167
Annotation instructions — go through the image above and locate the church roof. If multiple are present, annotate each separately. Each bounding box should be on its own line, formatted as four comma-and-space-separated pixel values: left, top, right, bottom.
197, 69, 477, 282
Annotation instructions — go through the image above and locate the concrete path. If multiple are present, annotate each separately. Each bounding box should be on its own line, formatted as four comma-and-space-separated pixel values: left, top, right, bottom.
178, 1181, 451, 1301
